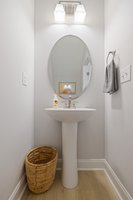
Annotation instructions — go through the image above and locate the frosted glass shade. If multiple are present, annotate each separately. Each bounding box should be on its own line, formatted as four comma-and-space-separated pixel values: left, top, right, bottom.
54, 4, 65, 22
74, 4, 86, 23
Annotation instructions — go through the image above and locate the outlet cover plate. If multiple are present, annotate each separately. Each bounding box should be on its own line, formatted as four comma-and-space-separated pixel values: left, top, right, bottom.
120, 65, 131, 84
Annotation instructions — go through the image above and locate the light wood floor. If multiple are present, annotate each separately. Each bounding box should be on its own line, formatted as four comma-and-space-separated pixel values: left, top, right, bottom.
21, 171, 120, 200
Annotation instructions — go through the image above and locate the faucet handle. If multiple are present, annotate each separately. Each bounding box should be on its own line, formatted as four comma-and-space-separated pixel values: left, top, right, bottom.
71, 101, 78, 108
61, 100, 68, 108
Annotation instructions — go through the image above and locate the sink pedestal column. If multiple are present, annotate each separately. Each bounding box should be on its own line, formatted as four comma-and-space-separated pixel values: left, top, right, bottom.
45, 108, 96, 188
62, 122, 78, 189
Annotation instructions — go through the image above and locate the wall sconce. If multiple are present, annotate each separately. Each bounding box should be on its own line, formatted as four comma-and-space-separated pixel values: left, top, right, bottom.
54, 3, 65, 22
74, 4, 86, 23
54, 1, 86, 23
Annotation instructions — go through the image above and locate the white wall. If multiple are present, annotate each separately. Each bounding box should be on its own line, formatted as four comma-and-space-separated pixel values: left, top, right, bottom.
105, 0, 133, 198
0, 1, 34, 200
35, 0, 105, 159
1, 1, 132, 199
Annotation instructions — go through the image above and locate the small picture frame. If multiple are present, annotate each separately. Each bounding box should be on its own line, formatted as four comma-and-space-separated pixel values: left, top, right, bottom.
59, 82, 76, 95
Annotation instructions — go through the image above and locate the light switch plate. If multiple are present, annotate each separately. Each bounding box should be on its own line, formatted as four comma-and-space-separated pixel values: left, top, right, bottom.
120, 65, 131, 84
22, 72, 28, 86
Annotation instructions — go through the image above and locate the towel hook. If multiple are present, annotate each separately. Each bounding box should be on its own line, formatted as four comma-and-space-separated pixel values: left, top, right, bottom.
106, 50, 116, 65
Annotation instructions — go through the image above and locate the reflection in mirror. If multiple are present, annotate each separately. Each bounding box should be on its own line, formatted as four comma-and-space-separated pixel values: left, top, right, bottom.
48, 35, 92, 99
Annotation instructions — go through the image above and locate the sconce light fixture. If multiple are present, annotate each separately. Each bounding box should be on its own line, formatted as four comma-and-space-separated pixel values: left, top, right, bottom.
54, 3, 65, 22
54, 1, 86, 23
74, 4, 86, 23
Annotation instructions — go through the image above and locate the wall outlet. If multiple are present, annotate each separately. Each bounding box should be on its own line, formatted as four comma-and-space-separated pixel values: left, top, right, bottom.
120, 65, 131, 84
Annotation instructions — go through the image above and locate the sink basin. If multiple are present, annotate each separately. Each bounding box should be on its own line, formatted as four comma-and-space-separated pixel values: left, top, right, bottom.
45, 107, 96, 123
45, 107, 96, 189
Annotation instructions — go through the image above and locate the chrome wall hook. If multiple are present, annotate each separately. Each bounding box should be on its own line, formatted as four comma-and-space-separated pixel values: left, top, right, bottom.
106, 50, 116, 65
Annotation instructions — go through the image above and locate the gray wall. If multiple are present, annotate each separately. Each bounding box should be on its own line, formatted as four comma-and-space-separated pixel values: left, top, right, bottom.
35, 0, 105, 159
105, 0, 133, 198
0, 1, 34, 200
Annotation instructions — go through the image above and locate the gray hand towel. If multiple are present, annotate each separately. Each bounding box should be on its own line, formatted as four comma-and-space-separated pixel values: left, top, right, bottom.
103, 60, 119, 94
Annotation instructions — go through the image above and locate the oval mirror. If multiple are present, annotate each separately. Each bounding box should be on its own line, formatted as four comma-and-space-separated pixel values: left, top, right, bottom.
48, 35, 92, 99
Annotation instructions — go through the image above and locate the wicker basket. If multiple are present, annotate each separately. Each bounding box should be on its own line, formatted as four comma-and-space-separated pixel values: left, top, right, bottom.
25, 146, 58, 194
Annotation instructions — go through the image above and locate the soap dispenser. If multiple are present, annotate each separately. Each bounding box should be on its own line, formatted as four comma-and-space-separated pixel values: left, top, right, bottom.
52, 94, 59, 108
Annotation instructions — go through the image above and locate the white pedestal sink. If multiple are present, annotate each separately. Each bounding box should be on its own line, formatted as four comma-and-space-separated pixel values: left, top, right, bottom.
45, 107, 96, 189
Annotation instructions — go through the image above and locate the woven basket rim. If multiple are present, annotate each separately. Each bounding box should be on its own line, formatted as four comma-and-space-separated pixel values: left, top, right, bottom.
25, 146, 58, 166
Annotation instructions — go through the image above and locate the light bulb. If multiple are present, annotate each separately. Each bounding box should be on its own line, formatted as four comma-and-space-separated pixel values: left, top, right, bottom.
54, 4, 65, 22
68, 85, 72, 89
64, 84, 67, 89
74, 4, 86, 23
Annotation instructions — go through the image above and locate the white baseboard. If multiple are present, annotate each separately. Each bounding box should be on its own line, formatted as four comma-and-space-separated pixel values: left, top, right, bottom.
8, 175, 27, 200
57, 158, 133, 200
56, 158, 62, 170
57, 158, 105, 170
77, 159, 105, 170
104, 160, 133, 200
9, 159, 133, 200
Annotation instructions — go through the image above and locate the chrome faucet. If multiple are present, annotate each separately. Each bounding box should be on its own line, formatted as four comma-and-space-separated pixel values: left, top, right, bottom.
67, 95, 72, 108
63, 96, 78, 108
